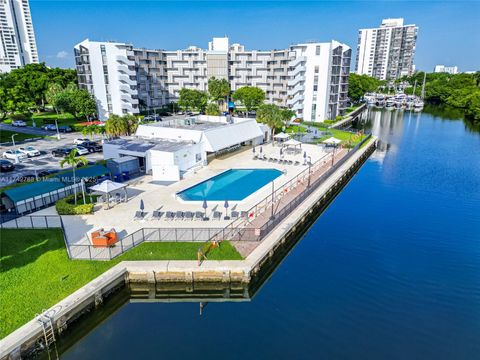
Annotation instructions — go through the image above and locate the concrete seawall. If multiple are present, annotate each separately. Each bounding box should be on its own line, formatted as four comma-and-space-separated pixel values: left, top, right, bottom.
0, 137, 377, 359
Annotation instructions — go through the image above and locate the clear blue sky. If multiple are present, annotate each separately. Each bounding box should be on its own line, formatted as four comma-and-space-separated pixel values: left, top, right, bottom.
31, 0, 480, 72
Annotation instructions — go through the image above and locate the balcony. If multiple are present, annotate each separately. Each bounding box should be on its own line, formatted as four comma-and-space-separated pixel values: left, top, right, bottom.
118, 74, 137, 86
287, 92, 305, 106
289, 56, 307, 68
288, 76, 305, 87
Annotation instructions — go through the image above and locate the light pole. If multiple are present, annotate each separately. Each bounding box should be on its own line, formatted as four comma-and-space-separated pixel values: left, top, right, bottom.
270, 180, 275, 220
11, 133, 18, 164
55, 119, 60, 140
308, 156, 312, 187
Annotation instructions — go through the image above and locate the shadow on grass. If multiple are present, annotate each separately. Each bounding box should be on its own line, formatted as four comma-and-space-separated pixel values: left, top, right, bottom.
0, 228, 65, 272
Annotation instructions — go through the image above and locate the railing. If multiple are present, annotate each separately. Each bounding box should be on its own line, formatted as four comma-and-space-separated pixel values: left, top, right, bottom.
226, 134, 373, 237
69, 227, 262, 260
0, 215, 63, 229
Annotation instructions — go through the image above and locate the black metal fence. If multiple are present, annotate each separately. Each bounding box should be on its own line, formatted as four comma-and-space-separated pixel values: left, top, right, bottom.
0, 215, 63, 229
68, 226, 262, 260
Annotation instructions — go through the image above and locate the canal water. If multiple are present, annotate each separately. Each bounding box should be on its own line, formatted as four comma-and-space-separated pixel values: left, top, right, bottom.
60, 107, 480, 360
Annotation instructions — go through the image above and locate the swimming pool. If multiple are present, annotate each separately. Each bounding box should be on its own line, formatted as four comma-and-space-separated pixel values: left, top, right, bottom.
177, 169, 282, 201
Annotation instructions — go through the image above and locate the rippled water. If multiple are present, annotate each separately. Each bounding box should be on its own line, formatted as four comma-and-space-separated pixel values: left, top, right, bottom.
61, 107, 480, 360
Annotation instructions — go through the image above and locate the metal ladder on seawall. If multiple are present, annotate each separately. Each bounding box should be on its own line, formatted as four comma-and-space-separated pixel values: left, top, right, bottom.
36, 310, 56, 349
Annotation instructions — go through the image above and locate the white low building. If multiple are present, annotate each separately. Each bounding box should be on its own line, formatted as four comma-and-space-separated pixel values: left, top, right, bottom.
103, 116, 269, 181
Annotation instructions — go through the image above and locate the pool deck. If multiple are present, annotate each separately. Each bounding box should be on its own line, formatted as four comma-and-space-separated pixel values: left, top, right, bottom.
53, 142, 330, 246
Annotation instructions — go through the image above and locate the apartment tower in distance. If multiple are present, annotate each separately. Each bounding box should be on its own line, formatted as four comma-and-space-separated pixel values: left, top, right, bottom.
0, 0, 38, 73
355, 18, 418, 80
74, 37, 351, 122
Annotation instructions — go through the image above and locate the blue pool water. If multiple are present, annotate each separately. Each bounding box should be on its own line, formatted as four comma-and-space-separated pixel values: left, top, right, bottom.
177, 168, 282, 201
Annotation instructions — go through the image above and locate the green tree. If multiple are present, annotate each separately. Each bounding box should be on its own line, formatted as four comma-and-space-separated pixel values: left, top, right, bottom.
105, 114, 127, 137
208, 77, 230, 110
71, 89, 97, 120
59, 148, 88, 205
205, 102, 220, 116
348, 73, 382, 101
256, 104, 283, 138
45, 83, 64, 114
123, 114, 140, 135
232, 86, 265, 114
178, 88, 208, 112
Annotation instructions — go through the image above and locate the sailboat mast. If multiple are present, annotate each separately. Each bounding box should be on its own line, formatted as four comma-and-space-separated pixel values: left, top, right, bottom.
421, 72, 427, 99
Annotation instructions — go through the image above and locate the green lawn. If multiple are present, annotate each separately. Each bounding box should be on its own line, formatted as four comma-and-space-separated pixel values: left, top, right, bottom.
0, 130, 41, 143
0, 228, 242, 338
3, 112, 80, 128
286, 122, 367, 147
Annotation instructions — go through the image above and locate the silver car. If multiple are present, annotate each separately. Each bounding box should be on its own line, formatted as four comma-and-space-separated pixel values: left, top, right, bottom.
3, 150, 28, 161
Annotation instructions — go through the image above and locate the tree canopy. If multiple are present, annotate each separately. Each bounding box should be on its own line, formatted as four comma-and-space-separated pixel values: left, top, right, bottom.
105, 114, 139, 136
0, 63, 77, 119
205, 102, 220, 116
401, 72, 480, 122
178, 88, 208, 112
232, 86, 266, 113
256, 104, 293, 137
208, 77, 230, 102
348, 73, 383, 101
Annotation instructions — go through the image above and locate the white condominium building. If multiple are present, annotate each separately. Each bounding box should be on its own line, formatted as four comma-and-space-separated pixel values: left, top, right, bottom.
355, 18, 418, 80
74, 37, 351, 122
74, 40, 140, 120
0, 0, 38, 73
288, 41, 351, 122
434, 65, 458, 74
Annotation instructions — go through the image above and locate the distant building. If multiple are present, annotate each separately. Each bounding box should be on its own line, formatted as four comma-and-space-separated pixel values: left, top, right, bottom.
0, 0, 39, 73
74, 37, 351, 122
355, 18, 418, 80
434, 65, 459, 74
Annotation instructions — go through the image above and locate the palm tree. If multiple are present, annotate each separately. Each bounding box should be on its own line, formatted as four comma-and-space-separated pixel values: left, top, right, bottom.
257, 104, 283, 139
60, 148, 88, 205
105, 114, 126, 137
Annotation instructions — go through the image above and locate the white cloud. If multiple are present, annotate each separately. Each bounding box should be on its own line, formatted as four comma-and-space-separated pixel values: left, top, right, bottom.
56, 51, 69, 59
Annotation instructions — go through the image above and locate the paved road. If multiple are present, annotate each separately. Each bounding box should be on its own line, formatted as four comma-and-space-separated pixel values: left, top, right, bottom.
0, 123, 52, 137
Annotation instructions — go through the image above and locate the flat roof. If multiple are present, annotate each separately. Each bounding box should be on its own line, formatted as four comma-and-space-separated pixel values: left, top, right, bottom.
106, 138, 192, 153
144, 118, 227, 131
4, 181, 66, 203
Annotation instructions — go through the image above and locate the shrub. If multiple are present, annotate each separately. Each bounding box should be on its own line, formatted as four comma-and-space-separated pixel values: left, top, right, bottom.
10, 113, 31, 121
55, 194, 95, 215
335, 115, 343, 121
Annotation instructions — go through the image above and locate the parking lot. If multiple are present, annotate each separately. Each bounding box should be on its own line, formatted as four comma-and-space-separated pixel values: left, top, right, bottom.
0, 133, 104, 187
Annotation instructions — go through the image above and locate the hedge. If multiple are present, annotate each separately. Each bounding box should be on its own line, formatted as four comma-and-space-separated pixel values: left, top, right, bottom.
55, 194, 95, 215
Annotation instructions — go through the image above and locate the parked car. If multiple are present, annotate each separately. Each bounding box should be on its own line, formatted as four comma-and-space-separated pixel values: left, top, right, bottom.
144, 114, 162, 122
38, 169, 60, 178
58, 125, 73, 133
73, 138, 89, 145
42, 124, 57, 131
12, 120, 27, 127
15, 174, 37, 183
52, 147, 73, 157
18, 146, 41, 157
2, 150, 28, 161
0, 159, 14, 172
79, 141, 102, 153
74, 146, 89, 155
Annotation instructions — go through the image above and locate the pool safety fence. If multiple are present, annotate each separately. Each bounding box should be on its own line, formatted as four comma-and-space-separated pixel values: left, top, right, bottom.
226, 134, 372, 233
